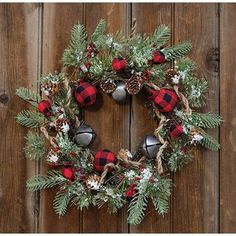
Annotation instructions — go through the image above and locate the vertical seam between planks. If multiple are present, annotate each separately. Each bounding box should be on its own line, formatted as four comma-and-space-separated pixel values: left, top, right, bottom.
171, 2, 175, 233
36, 2, 44, 233
218, 2, 221, 233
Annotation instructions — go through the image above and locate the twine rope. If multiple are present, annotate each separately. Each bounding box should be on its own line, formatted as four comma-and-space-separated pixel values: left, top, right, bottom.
173, 85, 192, 116
99, 149, 145, 185
63, 76, 82, 127
40, 126, 57, 147
153, 108, 169, 174
117, 149, 145, 168
63, 78, 74, 118
130, 18, 137, 38
99, 163, 116, 185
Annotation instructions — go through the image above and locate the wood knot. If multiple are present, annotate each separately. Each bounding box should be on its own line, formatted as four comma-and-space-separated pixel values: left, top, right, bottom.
206, 48, 219, 73
0, 91, 9, 105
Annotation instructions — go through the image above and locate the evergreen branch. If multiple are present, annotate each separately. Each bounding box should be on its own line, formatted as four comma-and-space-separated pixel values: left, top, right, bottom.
16, 87, 41, 107
127, 193, 148, 225
26, 170, 67, 191
200, 132, 220, 151
91, 19, 106, 43
165, 41, 192, 60
168, 151, 193, 172
24, 131, 46, 160
183, 77, 208, 107
153, 25, 171, 47
16, 110, 47, 128
191, 112, 222, 128
148, 178, 171, 215
176, 57, 197, 73
72, 191, 93, 210
63, 24, 87, 66
40, 72, 64, 84
53, 190, 73, 216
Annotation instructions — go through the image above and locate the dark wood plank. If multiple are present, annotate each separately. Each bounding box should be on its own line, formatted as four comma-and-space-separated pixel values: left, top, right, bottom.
172, 3, 219, 233
130, 3, 173, 233
0, 3, 41, 232
220, 3, 236, 233
39, 3, 84, 233
82, 3, 130, 233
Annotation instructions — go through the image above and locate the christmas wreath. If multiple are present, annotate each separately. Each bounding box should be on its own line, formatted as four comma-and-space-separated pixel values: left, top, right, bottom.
16, 19, 221, 225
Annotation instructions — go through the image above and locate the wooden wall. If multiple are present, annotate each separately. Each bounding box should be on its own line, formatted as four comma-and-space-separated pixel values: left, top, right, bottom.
0, 3, 235, 233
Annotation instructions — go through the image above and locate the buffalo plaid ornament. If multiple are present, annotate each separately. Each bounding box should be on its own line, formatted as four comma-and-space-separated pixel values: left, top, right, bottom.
75, 82, 97, 107
94, 149, 117, 172
38, 100, 52, 117
151, 89, 178, 113
169, 123, 184, 139
112, 57, 127, 71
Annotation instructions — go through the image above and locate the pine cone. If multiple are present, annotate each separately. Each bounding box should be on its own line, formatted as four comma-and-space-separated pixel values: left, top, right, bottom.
55, 118, 70, 133
47, 147, 61, 164
100, 79, 116, 93
86, 174, 101, 190
165, 69, 181, 84
126, 76, 143, 95
189, 128, 204, 143
41, 81, 60, 97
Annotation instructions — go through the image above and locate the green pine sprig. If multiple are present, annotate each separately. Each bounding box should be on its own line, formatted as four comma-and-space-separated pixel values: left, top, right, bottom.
153, 25, 171, 47
176, 57, 197, 73
183, 76, 208, 107
200, 132, 220, 151
16, 110, 47, 128
53, 190, 73, 216
63, 24, 87, 66
16, 87, 41, 107
164, 41, 192, 60
148, 177, 172, 215
91, 19, 106, 44
24, 131, 46, 160
168, 151, 193, 172
26, 170, 67, 191
190, 112, 222, 128
127, 193, 148, 225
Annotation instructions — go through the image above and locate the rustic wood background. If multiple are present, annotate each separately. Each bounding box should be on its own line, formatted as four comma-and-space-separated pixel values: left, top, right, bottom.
0, 2, 235, 233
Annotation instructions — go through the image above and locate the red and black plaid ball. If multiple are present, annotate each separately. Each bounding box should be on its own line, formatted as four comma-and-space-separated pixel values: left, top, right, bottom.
75, 82, 97, 107
169, 123, 184, 139
38, 100, 51, 117
94, 149, 117, 172
152, 89, 178, 113
112, 57, 127, 71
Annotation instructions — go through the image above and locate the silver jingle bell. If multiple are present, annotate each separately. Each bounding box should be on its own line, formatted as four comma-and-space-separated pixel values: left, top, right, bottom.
74, 123, 96, 147
139, 135, 161, 158
112, 82, 127, 103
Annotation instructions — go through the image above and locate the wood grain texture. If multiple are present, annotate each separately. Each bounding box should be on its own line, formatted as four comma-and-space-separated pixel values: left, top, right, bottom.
130, 3, 173, 233
172, 3, 219, 233
1, 2, 236, 233
82, 3, 130, 233
39, 3, 84, 233
0, 3, 41, 232
220, 3, 236, 233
